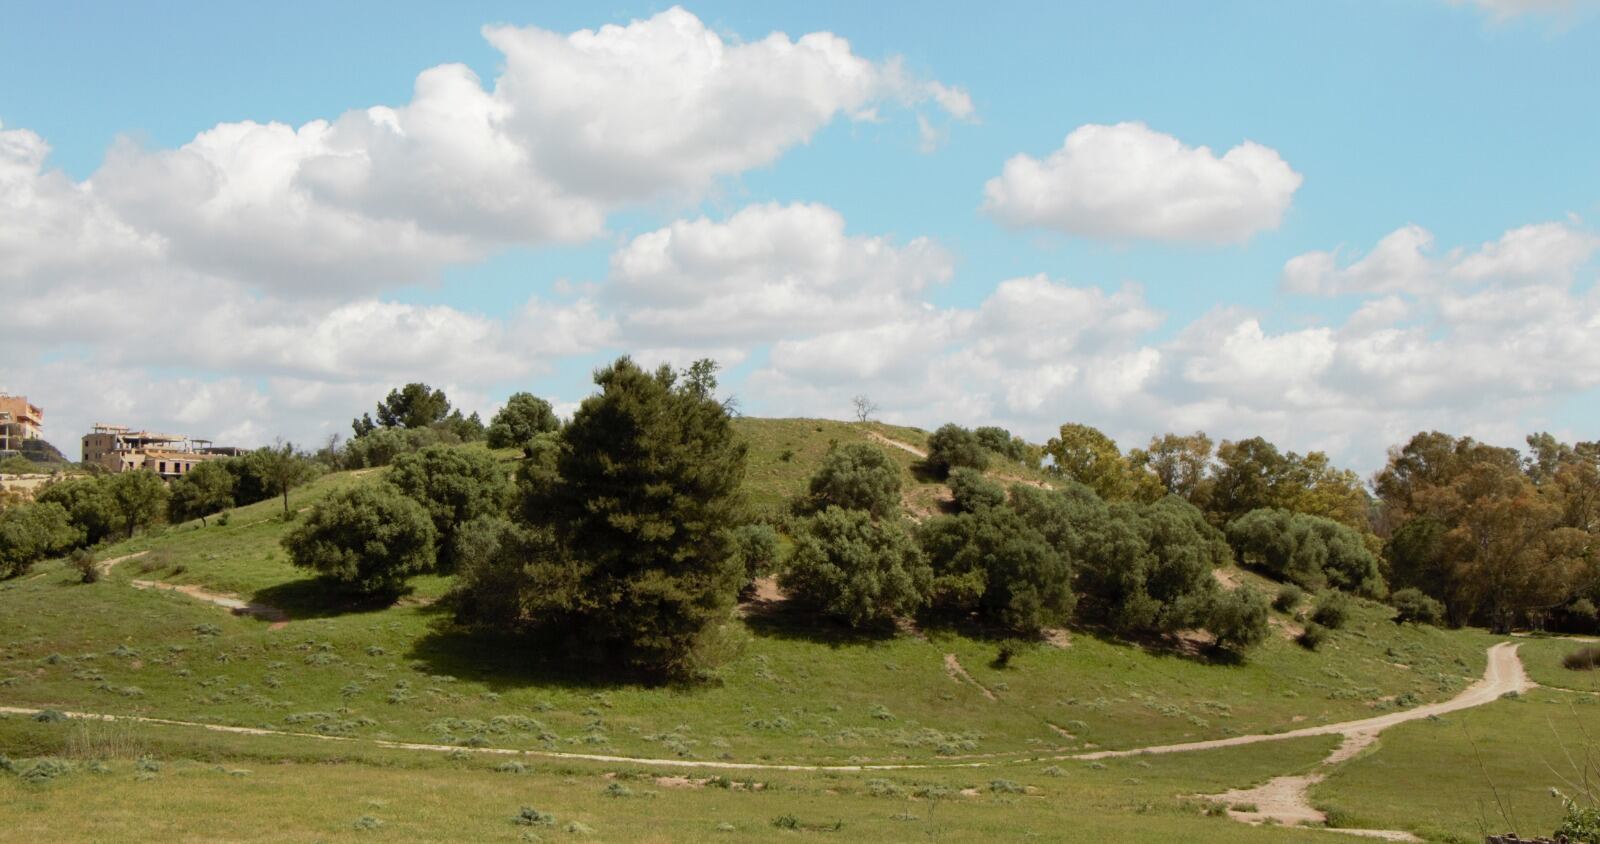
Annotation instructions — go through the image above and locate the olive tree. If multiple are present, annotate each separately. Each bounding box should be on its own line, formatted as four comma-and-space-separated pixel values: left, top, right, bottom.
926, 424, 989, 477
486, 392, 561, 456
798, 443, 902, 519
781, 506, 931, 628
167, 461, 235, 526
388, 445, 511, 570
282, 484, 437, 595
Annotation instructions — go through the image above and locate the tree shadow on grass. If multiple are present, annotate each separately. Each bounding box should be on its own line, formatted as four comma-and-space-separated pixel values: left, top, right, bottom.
404, 624, 667, 692
250, 577, 416, 620
740, 597, 901, 648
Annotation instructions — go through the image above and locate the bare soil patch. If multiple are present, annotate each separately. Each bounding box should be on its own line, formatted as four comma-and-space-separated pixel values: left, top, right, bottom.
943, 653, 997, 701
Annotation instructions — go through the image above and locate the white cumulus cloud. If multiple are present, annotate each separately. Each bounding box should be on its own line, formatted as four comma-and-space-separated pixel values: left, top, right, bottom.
981, 122, 1302, 244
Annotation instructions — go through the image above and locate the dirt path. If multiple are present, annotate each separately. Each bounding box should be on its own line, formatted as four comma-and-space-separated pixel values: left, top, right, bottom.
865, 430, 927, 459
943, 653, 998, 701
0, 643, 1532, 780
129, 579, 288, 628
1191, 642, 1533, 841
98, 551, 148, 574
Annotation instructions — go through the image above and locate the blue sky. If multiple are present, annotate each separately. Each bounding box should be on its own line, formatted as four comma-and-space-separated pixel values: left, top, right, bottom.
2, 1, 1597, 470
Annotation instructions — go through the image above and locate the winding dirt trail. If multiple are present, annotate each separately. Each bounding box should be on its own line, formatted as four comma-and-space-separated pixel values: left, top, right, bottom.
129, 579, 288, 628
0, 643, 1532, 779
865, 430, 927, 459
1193, 642, 1533, 841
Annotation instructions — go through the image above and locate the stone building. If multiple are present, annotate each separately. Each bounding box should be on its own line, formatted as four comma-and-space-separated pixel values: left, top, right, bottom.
81, 424, 241, 478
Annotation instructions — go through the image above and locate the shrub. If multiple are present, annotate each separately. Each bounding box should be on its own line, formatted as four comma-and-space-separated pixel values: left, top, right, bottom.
728, 523, 781, 581
781, 507, 931, 628
1563, 647, 1600, 671
388, 445, 511, 571
1298, 622, 1329, 650
1208, 587, 1271, 654
947, 468, 1006, 514
919, 505, 1073, 634
1226, 508, 1385, 597
486, 392, 561, 456
1390, 587, 1444, 626
1007, 485, 1225, 637
1273, 584, 1304, 613
166, 461, 235, 526
514, 806, 555, 826
974, 426, 1034, 466
796, 443, 902, 519
1311, 591, 1351, 630
0, 502, 80, 579
35, 477, 116, 546
926, 424, 990, 477
282, 484, 437, 595
70, 548, 99, 584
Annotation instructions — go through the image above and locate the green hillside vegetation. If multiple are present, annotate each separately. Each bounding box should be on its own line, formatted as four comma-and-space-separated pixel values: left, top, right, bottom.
5, 369, 1600, 841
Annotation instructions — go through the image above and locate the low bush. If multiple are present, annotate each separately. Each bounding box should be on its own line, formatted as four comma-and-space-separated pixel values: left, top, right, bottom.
947, 468, 1006, 514
1311, 591, 1351, 630
1272, 584, 1304, 613
1298, 622, 1329, 650
1390, 587, 1444, 626
780, 507, 930, 628
926, 424, 990, 477
1563, 647, 1600, 671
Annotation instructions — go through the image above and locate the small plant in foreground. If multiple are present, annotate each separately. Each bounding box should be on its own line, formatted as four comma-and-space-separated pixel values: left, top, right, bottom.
71, 549, 99, 584
1312, 591, 1350, 629
1564, 647, 1600, 671
1298, 622, 1329, 650
513, 806, 555, 827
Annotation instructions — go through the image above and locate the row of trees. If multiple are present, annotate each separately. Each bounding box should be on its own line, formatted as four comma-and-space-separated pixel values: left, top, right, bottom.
781, 438, 1273, 654
948, 418, 1598, 634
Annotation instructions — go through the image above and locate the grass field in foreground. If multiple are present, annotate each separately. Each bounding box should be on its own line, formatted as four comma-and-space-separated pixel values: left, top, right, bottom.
1312, 687, 1600, 842
0, 714, 1340, 843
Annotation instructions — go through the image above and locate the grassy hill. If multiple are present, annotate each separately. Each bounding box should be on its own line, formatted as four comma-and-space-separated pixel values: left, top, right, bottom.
0, 418, 1593, 841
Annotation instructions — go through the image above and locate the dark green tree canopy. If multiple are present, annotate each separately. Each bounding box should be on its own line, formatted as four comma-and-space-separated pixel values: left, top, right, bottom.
106, 470, 169, 539
282, 483, 437, 595
36, 477, 117, 546
531, 357, 749, 676
799, 442, 903, 519
782, 505, 931, 628
1226, 508, 1385, 597
926, 423, 990, 477
0, 502, 80, 579
353, 383, 454, 437
388, 445, 511, 570
946, 467, 1006, 514
919, 504, 1074, 634
167, 461, 235, 526
486, 392, 561, 455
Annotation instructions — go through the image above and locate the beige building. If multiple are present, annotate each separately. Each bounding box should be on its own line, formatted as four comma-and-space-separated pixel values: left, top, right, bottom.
82, 424, 240, 478
0, 394, 45, 453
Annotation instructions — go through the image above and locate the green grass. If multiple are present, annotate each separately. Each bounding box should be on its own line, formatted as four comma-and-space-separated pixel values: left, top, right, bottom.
0, 420, 1557, 841
1511, 635, 1600, 694
0, 713, 1340, 842
1311, 688, 1600, 842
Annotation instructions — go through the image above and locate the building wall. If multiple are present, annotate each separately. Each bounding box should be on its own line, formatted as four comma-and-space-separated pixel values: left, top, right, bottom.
0, 396, 43, 439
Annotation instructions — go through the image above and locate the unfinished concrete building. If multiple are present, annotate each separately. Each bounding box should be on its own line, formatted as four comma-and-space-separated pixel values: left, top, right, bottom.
0, 394, 45, 454
82, 424, 241, 478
